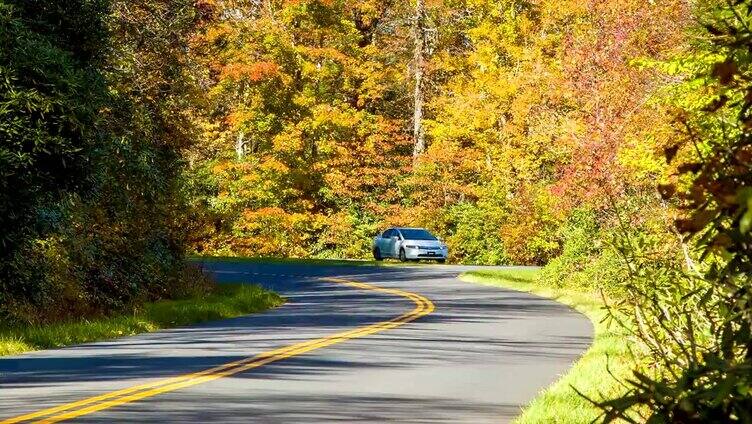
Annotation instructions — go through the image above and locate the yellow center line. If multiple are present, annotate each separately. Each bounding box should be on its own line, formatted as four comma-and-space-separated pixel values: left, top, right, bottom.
1, 277, 434, 424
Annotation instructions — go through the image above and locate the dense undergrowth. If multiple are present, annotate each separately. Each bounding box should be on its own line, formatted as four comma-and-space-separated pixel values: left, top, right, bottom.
0, 0, 203, 324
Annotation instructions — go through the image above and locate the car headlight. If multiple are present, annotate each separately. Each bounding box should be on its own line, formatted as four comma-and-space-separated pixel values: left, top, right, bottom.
441, 244, 448, 249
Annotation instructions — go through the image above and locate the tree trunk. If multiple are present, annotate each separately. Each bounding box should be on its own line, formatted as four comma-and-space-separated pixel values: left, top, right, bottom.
412, 0, 426, 158
235, 131, 245, 159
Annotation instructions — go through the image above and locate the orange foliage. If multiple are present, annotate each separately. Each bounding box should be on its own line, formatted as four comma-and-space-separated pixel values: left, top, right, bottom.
186, 0, 691, 265
220, 62, 280, 82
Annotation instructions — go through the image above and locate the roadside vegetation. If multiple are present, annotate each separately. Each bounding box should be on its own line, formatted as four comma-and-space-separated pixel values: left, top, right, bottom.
0, 283, 283, 357
4, 0, 752, 420
461, 268, 632, 423
0, 1, 205, 326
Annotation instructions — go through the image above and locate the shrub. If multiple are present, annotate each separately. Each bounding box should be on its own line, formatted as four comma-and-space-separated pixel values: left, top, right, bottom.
0, 0, 200, 325
595, 2, 752, 421
538, 209, 626, 293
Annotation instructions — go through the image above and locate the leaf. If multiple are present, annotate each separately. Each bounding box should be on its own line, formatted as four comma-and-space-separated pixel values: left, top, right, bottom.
740, 209, 752, 234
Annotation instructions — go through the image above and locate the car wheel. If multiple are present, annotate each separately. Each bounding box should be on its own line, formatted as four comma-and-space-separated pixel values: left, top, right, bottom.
399, 248, 407, 262
373, 247, 383, 261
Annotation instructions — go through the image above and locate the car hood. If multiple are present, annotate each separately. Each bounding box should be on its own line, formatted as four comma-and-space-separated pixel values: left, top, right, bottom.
405, 240, 443, 248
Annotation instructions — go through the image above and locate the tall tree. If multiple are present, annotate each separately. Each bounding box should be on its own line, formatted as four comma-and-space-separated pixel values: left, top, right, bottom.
412, 0, 427, 157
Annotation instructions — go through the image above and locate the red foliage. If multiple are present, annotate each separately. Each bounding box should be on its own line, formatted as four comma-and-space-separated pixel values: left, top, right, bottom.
553, 0, 690, 210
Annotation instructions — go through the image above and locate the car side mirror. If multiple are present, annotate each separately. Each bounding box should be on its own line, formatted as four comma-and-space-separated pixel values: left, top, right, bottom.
392, 236, 400, 240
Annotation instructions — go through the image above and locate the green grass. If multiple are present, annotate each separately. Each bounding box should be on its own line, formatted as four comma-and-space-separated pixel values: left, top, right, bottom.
0, 284, 284, 357
460, 268, 632, 423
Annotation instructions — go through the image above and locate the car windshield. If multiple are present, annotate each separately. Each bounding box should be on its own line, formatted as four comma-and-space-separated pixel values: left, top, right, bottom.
399, 229, 437, 240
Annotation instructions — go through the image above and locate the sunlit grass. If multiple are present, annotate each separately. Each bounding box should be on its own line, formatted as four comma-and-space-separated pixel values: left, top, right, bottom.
461, 268, 632, 423
0, 284, 284, 357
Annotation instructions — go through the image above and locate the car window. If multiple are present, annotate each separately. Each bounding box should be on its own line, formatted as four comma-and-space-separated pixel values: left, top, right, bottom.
399, 228, 437, 240
382, 229, 393, 238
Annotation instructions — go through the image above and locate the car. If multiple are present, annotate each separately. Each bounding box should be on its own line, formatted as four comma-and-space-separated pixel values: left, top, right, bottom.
372, 227, 448, 263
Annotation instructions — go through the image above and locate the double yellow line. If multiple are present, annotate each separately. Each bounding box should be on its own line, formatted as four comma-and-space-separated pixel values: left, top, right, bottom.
1, 278, 434, 423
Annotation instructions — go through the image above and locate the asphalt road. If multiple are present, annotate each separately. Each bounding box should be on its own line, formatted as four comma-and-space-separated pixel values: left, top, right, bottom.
0, 261, 592, 423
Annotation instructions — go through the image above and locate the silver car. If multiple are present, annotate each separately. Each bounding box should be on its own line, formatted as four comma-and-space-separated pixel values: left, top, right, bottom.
372, 227, 448, 262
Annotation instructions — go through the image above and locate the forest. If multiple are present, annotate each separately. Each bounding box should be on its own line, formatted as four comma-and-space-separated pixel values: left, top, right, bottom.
2, 0, 752, 421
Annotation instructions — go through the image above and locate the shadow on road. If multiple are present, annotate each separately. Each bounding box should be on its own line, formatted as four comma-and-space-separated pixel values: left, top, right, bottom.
0, 262, 592, 423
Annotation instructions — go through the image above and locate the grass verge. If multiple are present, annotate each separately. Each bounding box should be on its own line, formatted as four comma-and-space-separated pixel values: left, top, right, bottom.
460, 268, 631, 423
0, 284, 284, 357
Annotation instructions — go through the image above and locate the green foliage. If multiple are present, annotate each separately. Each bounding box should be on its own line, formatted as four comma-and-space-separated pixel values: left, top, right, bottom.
0, 0, 107, 320
538, 209, 626, 293
0, 0, 203, 325
590, 1, 752, 421
443, 202, 509, 265
0, 0, 104, 260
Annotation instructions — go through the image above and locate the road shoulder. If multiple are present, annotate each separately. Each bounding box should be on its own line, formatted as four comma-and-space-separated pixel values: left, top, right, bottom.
0, 284, 283, 357
460, 268, 629, 423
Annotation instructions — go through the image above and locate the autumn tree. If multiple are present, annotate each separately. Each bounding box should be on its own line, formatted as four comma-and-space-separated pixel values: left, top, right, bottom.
186, 0, 415, 257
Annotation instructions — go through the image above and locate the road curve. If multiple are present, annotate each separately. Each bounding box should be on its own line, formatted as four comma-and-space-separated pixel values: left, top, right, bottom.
0, 261, 592, 423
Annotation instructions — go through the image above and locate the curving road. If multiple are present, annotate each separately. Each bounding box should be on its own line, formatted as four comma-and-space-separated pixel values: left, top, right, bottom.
0, 261, 592, 423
